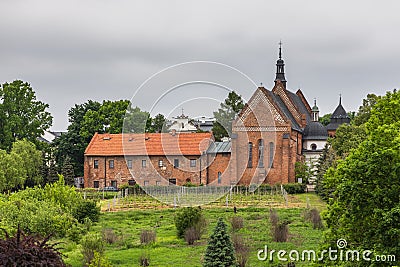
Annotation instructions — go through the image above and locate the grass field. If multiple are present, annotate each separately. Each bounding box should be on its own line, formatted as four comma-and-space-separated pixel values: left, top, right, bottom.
62, 192, 326, 266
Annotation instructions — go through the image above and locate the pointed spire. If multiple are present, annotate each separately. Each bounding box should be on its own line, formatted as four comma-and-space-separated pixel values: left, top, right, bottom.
311, 98, 319, 121
274, 41, 287, 88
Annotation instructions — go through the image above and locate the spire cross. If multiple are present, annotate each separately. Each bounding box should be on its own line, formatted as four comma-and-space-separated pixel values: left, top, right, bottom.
279, 41, 282, 59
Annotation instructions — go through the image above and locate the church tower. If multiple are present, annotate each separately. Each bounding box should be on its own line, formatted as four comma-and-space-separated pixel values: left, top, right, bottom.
274, 41, 287, 88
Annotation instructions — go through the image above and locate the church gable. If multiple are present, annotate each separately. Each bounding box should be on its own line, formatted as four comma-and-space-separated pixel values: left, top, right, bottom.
234, 87, 290, 132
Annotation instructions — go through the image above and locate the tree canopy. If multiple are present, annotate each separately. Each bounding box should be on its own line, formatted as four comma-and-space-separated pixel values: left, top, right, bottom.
212, 91, 244, 141
0, 80, 52, 151
322, 90, 400, 264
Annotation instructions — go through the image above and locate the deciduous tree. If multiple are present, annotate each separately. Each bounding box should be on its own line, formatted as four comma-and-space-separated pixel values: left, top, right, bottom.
212, 91, 244, 141
0, 80, 52, 151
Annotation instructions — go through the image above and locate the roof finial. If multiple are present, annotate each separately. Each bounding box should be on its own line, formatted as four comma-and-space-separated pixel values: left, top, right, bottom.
181, 107, 184, 115
260, 82, 263, 86
279, 40, 282, 59
314, 98, 317, 106
339, 94, 342, 105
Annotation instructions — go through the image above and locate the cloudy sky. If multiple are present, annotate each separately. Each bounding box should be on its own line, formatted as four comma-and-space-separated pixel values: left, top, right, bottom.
1, 0, 399, 131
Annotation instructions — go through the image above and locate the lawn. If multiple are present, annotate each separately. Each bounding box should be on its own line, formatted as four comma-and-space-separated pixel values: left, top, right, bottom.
62, 192, 326, 266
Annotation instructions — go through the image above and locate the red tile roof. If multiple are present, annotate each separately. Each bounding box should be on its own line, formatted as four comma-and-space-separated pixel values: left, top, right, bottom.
84, 132, 213, 156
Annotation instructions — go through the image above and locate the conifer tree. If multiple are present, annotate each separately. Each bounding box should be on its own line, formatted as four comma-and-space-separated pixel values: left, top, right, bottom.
61, 156, 75, 185
203, 218, 236, 267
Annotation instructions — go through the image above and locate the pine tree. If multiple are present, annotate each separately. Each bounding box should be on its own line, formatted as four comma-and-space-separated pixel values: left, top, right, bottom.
203, 218, 236, 267
61, 156, 75, 186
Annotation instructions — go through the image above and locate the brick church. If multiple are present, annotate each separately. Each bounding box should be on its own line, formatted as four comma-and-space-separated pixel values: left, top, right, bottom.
84, 46, 349, 188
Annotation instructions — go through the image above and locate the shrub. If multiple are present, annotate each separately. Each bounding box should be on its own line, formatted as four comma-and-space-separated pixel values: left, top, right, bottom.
203, 218, 236, 267
273, 222, 289, 242
174, 206, 203, 238
67, 224, 86, 243
282, 183, 307, 194
88, 251, 112, 267
230, 216, 244, 232
0, 226, 66, 266
269, 209, 279, 227
139, 251, 150, 266
73, 200, 100, 223
304, 208, 323, 229
81, 233, 105, 266
269, 209, 289, 242
184, 226, 197, 245
140, 229, 156, 245
102, 228, 119, 244
232, 233, 250, 267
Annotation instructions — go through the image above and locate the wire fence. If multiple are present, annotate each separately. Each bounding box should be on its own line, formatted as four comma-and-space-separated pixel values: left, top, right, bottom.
80, 184, 290, 209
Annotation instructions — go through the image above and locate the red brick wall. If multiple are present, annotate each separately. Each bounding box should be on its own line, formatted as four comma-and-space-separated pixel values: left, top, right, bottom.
206, 153, 231, 185
84, 154, 205, 188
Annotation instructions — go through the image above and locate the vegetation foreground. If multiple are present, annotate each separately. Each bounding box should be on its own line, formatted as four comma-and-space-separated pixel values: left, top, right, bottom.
60, 193, 325, 266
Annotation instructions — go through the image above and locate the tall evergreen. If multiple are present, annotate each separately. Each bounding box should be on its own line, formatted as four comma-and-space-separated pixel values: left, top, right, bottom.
203, 218, 236, 267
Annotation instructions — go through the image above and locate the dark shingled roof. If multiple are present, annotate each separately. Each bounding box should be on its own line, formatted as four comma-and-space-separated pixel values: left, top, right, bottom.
303, 121, 328, 140
327, 100, 351, 131
264, 90, 302, 132
287, 90, 312, 124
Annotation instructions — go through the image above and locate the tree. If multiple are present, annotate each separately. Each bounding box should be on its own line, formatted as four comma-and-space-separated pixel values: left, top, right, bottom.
11, 139, 43, 187
352, 93, 381, 126
146, 113, 167, 133
212, 91, 244, 141
322, 90, 400, 265
79, 100, 130, 139
294, 161, 311, 183
318, 113, 331, 126
61, 156, 75, 186
0, 150, 26, 192
203, 218, 236, 267
0, 80, 52, 151
323, 124, 400, 265
53, 100, 101, 177
123, 105, 150, 133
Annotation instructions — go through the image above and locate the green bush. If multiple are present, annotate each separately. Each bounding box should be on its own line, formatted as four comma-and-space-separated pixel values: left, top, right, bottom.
174, 207, 203, 238
72, 200, 100, 223
0, 199, 75, 237
81, 233, 105, 266
282, 183, 307, 194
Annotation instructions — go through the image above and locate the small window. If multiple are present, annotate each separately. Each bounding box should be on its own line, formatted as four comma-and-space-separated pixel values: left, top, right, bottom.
174, 159, 179, 168
190, 159, 196, 167
248, 142, 253, 168
156, 181, 161, 186
258, 139, 264, 168
311, 144, 317, 151
111, 180, 117, 188
144, 180, 149, 186
217, 172, 222, 184
109, 160, 114, 169
269, 142, 274, 168
128, 180, 136, 186
142, 160, 146, 168
127, 160, 133, 169
158, 160, 163, 167
94, 160, 99, 169
93, 181, 99, 188
169, 178, 177, 185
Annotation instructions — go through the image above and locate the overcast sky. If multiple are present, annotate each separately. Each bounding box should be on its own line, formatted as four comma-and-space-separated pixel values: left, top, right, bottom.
1, 0, 399, 131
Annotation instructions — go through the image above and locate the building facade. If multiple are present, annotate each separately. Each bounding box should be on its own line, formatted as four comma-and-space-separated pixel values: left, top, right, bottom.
83, 46, 350, 188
